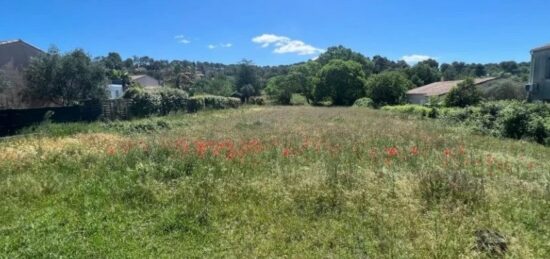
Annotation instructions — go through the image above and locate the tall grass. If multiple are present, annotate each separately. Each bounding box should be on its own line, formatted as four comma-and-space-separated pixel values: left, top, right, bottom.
0, 106, 548, 257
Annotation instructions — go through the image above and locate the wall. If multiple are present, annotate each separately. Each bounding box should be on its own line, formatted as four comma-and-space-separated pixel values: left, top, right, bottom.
407, 94, 428, 104
530, 49, 550, 100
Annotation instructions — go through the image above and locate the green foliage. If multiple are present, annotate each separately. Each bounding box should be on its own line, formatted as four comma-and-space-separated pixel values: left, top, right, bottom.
158, 88, 189, 115
235, 60, 260, 101
481, 78, 527, 101
24, 48, 107, 105
385, 101, 550, 145
352, 97, 375, 108
249, 96, 266, 105
407, 62, 441, 86
445, 78, 482, 107
365, 71, 413, 106
314, 60, 367, 106
102, 52, 124, 70
187, 95, 241, 112
265, 75, 295, 105
126, 88, 161, 117
192, 75, 234, 97
316, 45, 374, 76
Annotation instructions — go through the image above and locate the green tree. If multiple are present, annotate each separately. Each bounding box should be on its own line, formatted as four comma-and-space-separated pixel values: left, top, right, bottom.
235, 60, 260, 101
103, 52, 124, 70
24, 48, 107, 105
314, 60, 367, 106
317, 45, 374, 76
193, 75, 234, 97
365, 71, 413, 106
407, 63, 441, 86
265, 76, 293, 104
445, 78, 482, 107
287, 62, 319, 104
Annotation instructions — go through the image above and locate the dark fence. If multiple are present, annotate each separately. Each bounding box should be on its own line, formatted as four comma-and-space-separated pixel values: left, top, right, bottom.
0, 100, 125, 136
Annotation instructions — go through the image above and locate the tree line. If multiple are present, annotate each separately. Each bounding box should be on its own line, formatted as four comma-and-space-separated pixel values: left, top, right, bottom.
20, 45, 530, 106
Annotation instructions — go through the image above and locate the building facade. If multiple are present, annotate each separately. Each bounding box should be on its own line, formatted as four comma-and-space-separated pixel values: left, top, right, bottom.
0, 39, 44, 109
526, 44, 550, 101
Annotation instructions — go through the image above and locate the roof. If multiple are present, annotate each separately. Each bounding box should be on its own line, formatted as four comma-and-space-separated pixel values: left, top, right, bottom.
130, 75, 147, 80
532, 43, 550, 52
407, 77, 497, 97
0, 39, 43, 53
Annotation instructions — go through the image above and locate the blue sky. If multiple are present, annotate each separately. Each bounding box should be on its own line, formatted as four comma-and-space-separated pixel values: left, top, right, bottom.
2, 0, 550, 66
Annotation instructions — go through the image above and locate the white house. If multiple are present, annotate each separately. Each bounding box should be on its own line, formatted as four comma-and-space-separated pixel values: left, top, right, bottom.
107, 84, 123, 99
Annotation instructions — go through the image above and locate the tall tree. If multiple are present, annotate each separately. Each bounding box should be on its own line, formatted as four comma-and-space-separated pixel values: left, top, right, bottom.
24, 48, 107, 105
314, 60, 367, 106
317, 45, 374, 76
235, 60, 260, 101
103, 52, 124, 70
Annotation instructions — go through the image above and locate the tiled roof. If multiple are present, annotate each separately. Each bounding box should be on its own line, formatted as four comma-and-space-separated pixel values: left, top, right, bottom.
407, 77, 497, 96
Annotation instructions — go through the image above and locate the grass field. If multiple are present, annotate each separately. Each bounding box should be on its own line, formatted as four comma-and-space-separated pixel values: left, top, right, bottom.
1, 106, 549, 258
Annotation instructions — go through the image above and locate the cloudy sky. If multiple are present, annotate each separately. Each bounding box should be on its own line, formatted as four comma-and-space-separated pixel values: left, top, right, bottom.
2, 0, 550, 65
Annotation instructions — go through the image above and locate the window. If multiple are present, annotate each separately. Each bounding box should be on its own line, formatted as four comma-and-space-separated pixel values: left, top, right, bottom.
546, 57, 550, 79
115, 90, 120, 98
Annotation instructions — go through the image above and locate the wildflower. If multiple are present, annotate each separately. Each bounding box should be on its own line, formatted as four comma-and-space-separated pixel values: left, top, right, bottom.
443, 148, 452, 158
410, 146, 419, 156
385, 147, 398, 157
282, 148, 291, 158
106, 146, 116, 155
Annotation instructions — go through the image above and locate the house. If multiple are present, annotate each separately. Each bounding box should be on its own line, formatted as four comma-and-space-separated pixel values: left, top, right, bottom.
107, 84, 123, 99
526, 43, 550, 101
130, 75, 161, 90
0, 39, 44, 109
407, 77, 497, 104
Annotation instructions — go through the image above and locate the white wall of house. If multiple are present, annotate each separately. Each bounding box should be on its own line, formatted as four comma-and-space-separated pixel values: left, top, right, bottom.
107, 84, 123, 99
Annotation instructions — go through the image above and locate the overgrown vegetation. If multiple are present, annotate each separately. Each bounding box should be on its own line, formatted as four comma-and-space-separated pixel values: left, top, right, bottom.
383, 101, 550, 145
1, 107, 548, 257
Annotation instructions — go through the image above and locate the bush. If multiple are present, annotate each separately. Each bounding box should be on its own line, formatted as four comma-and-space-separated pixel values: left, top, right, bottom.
445, 78, 482, 107
187, 95, 240, 113
126, 89, 161, 117
249, 96, 265, 105
365, 71, 413, 106
158, 88, 188, 115
352, 97, 374, 108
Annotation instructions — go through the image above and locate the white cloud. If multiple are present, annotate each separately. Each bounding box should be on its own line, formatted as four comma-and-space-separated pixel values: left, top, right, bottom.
174, 35, 191, 44
401, 54, 434, 65
208, 43, 233, 49
252, 34, 324, 55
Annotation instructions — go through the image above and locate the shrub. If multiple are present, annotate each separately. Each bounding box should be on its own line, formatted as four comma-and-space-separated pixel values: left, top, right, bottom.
445, 78, 482, 107
249, 96, 265, 105
158, 88, 188, 115
365, 71, 413, 106
187, 95, 240, 113
481, 78, 527, 101
497, 103, 531, 139
352, 97, 375, 108
126, 89, 161, 117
